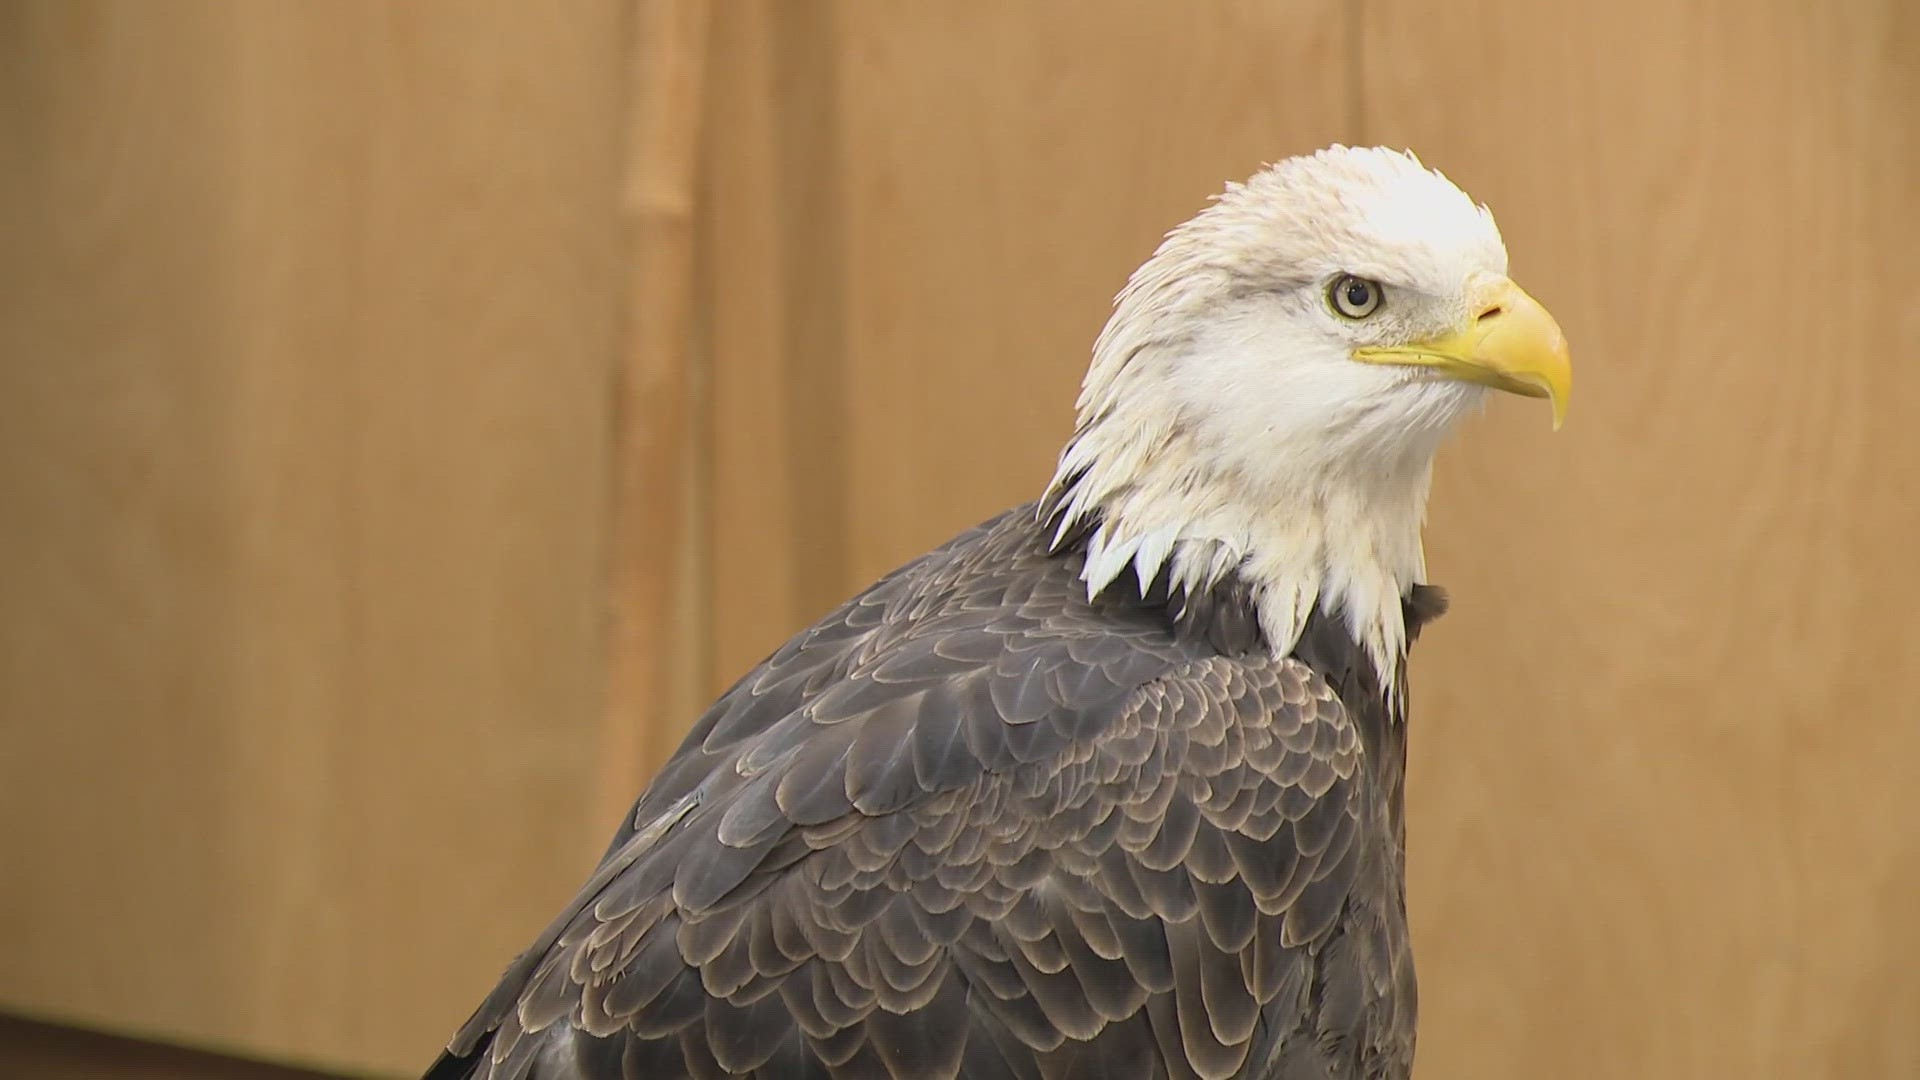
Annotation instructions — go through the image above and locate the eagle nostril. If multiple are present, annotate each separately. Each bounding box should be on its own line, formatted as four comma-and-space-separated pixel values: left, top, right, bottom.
1476, 304, 1505, 324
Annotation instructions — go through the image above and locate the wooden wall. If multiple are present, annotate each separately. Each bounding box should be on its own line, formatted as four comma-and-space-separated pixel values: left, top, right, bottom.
2, 2, 1915, 1078
0, 2, 625, 1074
1368, 5, 1920, 1077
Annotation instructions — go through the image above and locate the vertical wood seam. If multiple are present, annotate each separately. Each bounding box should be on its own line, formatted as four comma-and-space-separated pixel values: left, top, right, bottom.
770, 2, 854, 627
598, 0, 714, 832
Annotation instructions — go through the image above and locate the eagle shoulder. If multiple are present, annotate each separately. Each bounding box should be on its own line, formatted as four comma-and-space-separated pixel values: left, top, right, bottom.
432, 508, 1406, 1080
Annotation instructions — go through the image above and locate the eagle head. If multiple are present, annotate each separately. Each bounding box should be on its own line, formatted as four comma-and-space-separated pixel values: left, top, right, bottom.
1046, 146, 1572, 682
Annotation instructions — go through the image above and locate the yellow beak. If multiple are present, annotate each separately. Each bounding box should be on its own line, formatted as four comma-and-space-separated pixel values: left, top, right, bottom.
1353, 275, 1572, 429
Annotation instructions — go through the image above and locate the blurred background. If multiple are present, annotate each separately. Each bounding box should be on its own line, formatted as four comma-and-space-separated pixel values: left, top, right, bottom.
2, 1, 1915, 1078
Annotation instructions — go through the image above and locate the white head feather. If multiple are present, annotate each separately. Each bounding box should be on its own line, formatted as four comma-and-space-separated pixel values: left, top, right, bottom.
1045, 146, 1510, 688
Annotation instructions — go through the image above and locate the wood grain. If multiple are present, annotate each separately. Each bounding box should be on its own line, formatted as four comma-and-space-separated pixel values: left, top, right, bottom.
0, 2, 626, 1074
1362, 2, 1920, 1077
598, 0, 713, 838
697, 1, 858, 702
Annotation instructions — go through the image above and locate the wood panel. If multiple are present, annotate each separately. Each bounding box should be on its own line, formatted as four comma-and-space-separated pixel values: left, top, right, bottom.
0, 3, 627, 1074
1363, 3, 1920, 1078
697, 0, 857, 703
700, 0, 1362, 694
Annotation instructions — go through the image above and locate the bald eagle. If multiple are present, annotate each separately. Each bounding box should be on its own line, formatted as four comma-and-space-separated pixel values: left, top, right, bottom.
425, 146, 1571, 1080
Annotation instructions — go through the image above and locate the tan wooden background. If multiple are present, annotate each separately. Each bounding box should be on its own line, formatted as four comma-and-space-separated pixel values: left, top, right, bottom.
2, 2, 1915, 1078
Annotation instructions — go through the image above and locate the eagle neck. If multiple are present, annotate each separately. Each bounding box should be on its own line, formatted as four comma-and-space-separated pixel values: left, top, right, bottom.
1041, 432, 1436, 702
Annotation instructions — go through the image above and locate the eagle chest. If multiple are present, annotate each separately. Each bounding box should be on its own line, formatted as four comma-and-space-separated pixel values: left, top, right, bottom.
1030, 654, 1415, 1079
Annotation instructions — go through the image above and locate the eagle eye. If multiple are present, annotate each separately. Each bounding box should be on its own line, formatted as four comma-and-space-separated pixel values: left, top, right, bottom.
1328, 274, 1384, 320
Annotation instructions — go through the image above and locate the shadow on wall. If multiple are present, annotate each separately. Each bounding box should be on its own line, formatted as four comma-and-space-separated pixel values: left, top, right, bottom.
0, 1014, 345, 1080
1840, 848, 1920, 1074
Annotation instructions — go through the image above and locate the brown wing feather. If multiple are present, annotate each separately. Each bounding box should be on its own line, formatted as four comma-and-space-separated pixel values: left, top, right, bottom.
428, 508, 1414, 1080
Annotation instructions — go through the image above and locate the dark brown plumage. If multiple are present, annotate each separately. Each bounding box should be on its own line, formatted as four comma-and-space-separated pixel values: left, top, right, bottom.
424, 503, 1446, 1080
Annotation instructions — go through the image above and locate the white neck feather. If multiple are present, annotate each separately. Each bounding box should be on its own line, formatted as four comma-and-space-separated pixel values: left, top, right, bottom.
1047, 410, 1439, 692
